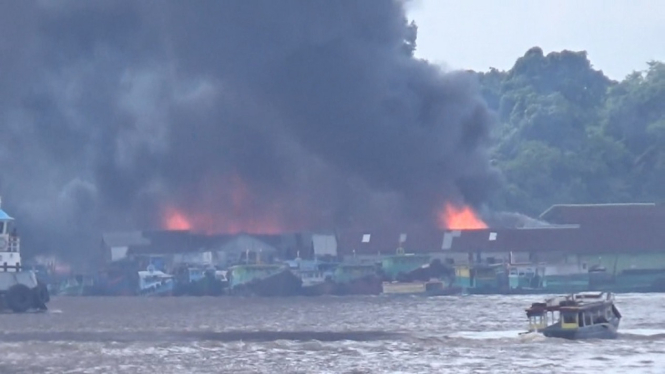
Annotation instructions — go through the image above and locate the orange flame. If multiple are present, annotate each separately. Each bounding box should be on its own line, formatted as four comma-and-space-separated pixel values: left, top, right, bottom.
165, 208, 192, 231
161, 175, 288, 234
162, 206, 285, 234
437, 203, 487, 230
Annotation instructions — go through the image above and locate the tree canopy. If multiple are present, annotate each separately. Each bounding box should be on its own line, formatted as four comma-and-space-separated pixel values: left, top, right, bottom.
473, 47, 665, 216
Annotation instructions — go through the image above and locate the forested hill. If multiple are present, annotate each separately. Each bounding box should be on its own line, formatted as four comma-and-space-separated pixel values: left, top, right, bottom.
473, 47, 665, 216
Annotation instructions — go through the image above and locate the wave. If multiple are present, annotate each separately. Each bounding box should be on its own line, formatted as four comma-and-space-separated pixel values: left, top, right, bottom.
445, 328, 665, 342
618, 329, 665, 341
0, 330, 403, 343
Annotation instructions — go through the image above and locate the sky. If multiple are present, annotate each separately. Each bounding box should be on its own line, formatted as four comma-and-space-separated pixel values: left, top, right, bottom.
406, 0, 665, 80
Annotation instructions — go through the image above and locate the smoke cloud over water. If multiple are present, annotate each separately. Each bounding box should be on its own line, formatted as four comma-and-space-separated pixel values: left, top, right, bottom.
0, 0, 500, 263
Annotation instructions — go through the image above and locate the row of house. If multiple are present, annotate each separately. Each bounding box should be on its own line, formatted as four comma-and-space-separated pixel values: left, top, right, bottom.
99, 203, 665, 275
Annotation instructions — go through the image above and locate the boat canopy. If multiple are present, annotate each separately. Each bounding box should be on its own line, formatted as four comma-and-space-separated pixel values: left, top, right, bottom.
0, 209, 13, 221
526, 292, 616, 316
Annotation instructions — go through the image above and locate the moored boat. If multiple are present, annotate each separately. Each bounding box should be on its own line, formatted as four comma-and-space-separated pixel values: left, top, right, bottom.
380, 250, 431, 281
286, 259, 337, 296
227, 263, 302, 296
381, 279, 462, 296
332, 263, 382, 295
523, 291, 621, 339
0, 197, 50, 312
137, 265, 175, 296
58, 274, 96, 296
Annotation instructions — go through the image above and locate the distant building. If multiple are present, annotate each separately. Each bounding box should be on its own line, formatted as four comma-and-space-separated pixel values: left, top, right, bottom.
101, 230, 293, 271
442, 203, 665, 274
210, 233, 279, 267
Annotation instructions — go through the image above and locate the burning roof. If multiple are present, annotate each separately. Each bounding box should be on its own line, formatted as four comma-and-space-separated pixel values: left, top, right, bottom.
443, 202, 665, 254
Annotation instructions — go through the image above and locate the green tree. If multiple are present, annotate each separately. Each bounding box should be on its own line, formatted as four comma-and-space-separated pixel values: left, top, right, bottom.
472, 47, 664, 216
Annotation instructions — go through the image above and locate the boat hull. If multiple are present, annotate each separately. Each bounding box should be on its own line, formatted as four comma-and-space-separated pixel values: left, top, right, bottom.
334, 275, 383, 295
138, 282, 174, 297
542, 320, 620, 340
0, 272, 50, 312
300, 281, 336, 296
231, 269, 303, 297
426, 285, 463, 296
382, 281, 463, 296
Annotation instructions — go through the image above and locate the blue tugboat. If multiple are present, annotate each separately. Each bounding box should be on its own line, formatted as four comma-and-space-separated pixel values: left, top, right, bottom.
523, 292, 621, 339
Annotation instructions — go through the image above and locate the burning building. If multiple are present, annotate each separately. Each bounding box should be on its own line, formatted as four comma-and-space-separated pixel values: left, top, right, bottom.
0, 1, 501, 265
438, 203, 665, 294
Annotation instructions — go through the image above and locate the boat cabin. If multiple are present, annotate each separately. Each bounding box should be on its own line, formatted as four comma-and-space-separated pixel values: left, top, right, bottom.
0, 197, 21, 272
138, 265, 174, 294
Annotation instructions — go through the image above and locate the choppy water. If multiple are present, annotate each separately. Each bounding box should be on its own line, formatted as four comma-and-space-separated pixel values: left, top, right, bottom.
1, 294, 664, 373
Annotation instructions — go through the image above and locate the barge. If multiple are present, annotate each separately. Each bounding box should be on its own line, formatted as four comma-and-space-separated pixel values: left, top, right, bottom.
381, 279, 462, 296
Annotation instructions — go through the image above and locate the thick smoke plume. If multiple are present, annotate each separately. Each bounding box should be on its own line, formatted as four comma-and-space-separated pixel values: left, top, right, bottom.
0, 0, 500, 265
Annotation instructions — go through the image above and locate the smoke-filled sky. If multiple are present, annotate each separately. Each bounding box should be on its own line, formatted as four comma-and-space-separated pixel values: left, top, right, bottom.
0, 0, 500, 263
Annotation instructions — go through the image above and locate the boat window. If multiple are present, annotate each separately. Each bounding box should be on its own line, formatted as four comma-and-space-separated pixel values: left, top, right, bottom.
584, 313, 592, 326
562, 314, 576, 324
593, 310, 607, 324
530, 315, 546, 326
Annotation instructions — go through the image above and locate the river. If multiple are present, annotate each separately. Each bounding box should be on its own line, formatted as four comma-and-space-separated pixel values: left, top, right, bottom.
0, 293, 663, 373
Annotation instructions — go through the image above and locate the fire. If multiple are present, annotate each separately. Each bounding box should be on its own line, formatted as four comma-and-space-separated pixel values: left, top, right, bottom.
165, 208, 192, 231
161, 175, 288, 234
438, 203, 487, 230
163, 206, 285, 234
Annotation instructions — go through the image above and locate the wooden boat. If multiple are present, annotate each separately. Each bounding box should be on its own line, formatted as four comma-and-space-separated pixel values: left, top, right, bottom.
523, 291, 621, 339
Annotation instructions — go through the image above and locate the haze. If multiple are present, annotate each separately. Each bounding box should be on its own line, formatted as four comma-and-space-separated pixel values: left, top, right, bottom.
407, 0, 665, 80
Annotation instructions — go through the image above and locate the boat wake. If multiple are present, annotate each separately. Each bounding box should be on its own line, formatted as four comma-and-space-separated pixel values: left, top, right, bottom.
518, 330, 547, 342
446, 330, 528, 340
445, 328, 665, 342
618, 329, 665, 341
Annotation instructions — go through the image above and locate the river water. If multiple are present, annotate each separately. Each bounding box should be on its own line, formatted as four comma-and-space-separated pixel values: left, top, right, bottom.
0, 293, 663, 373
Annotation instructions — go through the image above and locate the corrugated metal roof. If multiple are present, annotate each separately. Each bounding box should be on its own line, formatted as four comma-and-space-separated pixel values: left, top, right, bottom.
446, 221, 665, 254
336, 228, 447, 255
102, 231, 150, 247
125, 231, 287, 256
336, 230, 405, 255
539, 203, 665, 225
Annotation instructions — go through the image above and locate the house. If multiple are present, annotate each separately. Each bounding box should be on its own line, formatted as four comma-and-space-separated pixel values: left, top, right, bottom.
311, 233, 338, 260
101, 231, 150, 264
101, 230, 289, 270
209, 233, 279, 267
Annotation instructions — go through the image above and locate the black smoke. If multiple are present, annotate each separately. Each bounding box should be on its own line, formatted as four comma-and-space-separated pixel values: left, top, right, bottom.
0, 0, 500, 265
